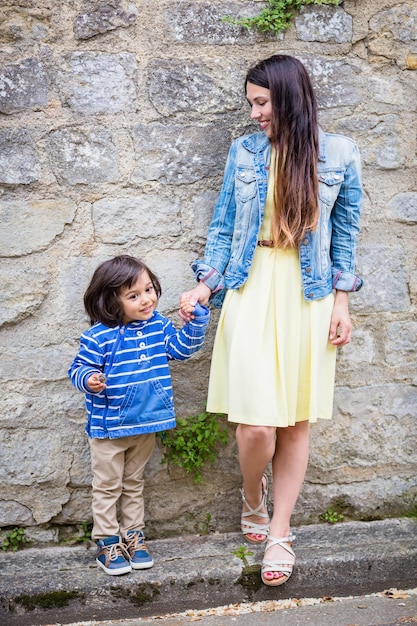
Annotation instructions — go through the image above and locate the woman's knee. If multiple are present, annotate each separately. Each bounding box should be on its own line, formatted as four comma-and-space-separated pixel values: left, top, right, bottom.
236, 424, 275, 448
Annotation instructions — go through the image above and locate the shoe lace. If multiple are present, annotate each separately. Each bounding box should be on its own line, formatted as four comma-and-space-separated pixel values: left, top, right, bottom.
125, 532, 146, 553
107, 541, 129, 562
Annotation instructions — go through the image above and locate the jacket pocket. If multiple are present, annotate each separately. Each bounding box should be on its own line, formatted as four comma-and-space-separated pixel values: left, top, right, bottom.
118, 380, 174, 427
236, 167, 257, 202
318, 169, 344, 207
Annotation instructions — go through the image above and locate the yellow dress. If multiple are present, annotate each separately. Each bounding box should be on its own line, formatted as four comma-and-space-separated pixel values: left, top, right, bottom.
206, 161, 337, 427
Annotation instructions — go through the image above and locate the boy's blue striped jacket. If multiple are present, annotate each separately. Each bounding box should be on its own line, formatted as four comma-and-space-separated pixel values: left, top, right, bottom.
68, 306, 210, 439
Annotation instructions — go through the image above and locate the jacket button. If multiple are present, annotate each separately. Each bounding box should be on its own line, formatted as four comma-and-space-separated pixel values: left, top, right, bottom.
306, 267, 311, 273
309, 292, 314, 298
303, 239, 308, 245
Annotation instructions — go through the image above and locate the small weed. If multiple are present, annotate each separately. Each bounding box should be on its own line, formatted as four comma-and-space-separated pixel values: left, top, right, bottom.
195, 512, 214, 535
2, 527, 27, 551
223, 0, 340, 35
158, 410, 228, 483
76, 521, 92, 542
319, 508, 344, 524
231, 545, 254, 568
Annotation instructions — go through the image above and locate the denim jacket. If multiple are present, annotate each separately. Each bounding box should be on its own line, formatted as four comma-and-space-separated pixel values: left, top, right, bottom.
192, 129, 363, 306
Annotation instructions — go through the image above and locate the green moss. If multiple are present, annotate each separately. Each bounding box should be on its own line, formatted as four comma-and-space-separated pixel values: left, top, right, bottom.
15, 590, 83, 611
130, 584, 160, 605
236, 563, 262, 593
112, 584, 160, 606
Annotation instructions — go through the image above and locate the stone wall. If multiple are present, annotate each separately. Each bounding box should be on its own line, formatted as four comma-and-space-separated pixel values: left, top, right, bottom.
0, 0, 416, 544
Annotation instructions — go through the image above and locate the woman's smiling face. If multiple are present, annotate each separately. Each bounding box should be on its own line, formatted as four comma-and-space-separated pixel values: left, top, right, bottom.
246, 82, 273, 138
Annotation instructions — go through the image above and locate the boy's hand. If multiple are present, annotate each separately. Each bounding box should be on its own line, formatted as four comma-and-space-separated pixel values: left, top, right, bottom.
87, 373, 106, 392
179, 283, 211, 321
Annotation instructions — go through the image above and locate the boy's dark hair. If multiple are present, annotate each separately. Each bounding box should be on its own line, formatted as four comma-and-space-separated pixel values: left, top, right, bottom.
84, 255, 162, 327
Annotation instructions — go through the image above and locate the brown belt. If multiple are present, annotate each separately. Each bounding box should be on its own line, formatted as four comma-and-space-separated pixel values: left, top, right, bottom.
257, 240, 274, 247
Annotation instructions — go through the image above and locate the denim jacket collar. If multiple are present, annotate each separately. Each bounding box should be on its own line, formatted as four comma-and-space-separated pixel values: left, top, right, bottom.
242, 127, 327, 162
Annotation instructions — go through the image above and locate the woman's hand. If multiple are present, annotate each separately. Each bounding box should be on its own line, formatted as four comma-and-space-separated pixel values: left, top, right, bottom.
179, 283, 211, 322
329, 291, 352, 346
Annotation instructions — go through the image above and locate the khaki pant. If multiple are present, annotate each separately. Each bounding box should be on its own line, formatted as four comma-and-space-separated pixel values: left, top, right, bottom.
89, 433, 155, 541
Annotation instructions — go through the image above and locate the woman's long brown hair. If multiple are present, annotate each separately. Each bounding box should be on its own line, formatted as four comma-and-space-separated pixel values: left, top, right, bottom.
246, 55, 319, 248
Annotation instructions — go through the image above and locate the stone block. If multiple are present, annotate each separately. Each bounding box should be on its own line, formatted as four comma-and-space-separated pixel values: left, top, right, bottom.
57, 52, 137, 114
387, 192, 417, 223
92, 195, 181, 244
303, 56, 362, 108
309, 384, 417, 479
385, 321, 417, 367
356, 244, 410, 313
131, 123, 231, 184
0, 199, 75, 256
73, 1, 138, 39
148, 58, 245, 116
296, 5, 352, 43
0, 500, 34, 527
0, 258, 50, 327
0, 57, 48, 114
164, 1, 263, 45
192, 190, 218, 238
335, 113, 404, 169
48, 126, 119, 184
0, 128, 39, 184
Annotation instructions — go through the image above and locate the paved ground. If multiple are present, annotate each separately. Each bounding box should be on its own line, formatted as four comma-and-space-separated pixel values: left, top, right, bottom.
1, 518, 416, 626
63, 589, 417, 626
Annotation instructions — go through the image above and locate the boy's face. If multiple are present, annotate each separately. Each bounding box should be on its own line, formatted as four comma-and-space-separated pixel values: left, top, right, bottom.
119, 270, 158, 324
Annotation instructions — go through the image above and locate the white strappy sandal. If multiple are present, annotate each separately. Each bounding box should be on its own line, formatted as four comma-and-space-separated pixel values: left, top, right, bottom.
261, 533, 296, 586
240, 474, 270, 544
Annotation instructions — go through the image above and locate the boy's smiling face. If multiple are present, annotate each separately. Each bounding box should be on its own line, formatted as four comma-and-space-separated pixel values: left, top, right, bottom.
119, 270, 158, 324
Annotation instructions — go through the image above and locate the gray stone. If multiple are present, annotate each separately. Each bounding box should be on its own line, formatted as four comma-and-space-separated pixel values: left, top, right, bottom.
369, 5, 417, 44
192, 190, 218, 238
385, 321, 417, 367
1, 430, 72, 522
148, 58, 245, 116
0, 128, 39, 184
57, 52, 137, 114
0, 259, 50, 327
296, 6, 352, 43
73, 1, 138, 40
309, 384, 417, 480
0, 500, 34, 527
335, 114, 404, 169
165, 1, 263, 45
0, 57, 49, 114
387, 192, 417, 223
0, 199, 76, 256
304, 57, 362, 108
92, 195, 181, 244
356, 244, 410, 312
47, 126, 119, 184
131, 123, 231, 184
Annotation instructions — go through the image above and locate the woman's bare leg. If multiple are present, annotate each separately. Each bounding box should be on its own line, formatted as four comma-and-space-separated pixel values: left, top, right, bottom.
236, 424, 276, 541
263, 420, 310, 582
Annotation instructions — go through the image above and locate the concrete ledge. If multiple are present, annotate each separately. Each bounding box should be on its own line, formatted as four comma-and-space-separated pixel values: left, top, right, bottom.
1, 518, 417, 626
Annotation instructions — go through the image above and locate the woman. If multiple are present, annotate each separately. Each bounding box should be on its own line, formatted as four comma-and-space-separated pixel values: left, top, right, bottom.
180, 55, 363, 586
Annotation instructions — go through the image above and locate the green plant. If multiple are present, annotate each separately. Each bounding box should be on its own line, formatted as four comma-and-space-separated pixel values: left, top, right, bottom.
223, 0, 340, 35
2, 527, 27, 551
158, 410, 228, 483
319, 507, 344, 524
194, 512, 214, 535
75, 521, 92, 543
231, 545, 254, 568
